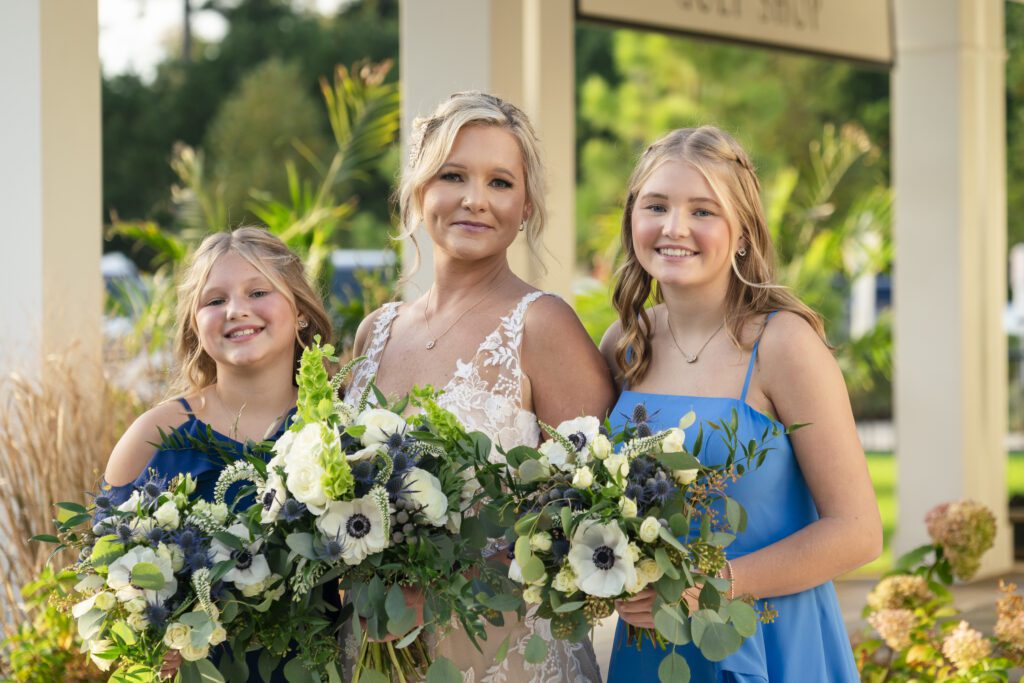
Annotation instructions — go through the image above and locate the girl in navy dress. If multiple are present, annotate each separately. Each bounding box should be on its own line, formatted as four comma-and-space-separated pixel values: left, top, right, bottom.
600, 127, 881, 681
102, 227, 333, 679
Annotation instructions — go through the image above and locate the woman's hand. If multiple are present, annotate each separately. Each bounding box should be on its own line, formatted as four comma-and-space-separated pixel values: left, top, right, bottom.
615, 586, 701, 629
159, 650, 182, 679
364, 586, 426, 642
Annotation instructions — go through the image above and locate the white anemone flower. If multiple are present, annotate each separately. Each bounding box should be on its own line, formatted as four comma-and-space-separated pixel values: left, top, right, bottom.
556, 417, 601, 458
259, 456, 287, 524
106, 545, 176, 603
317, 496, 387, 565
210, 523, 271, 589
567, 521, 636, 598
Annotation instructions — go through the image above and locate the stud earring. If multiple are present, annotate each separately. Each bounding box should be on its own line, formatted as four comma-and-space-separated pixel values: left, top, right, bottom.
519, 220, 527, 232
737, 247, 747, 257
298, 319, 309, 329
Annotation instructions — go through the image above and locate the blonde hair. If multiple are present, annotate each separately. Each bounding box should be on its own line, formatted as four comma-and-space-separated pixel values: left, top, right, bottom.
396, 91, 547, 275
612, 126, 827, 386
168, 227, 333, 398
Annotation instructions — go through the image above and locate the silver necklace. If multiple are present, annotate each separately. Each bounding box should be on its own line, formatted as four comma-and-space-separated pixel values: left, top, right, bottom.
422, 274, 506, 350
665, 314, 725, 364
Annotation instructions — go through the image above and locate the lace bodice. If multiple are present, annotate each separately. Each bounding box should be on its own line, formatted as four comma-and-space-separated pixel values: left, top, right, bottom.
344, 291, 549, 460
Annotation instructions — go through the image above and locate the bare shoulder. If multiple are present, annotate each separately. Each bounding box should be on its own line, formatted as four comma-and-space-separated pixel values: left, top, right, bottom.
598, 318, 624, 380
522, 293, 587, 340
757, 310, 834, 380
352, 305, 388, 357
104, 399, 192, 486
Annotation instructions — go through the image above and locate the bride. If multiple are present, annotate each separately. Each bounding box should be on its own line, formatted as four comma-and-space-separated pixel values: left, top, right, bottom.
344, 91, 614, 682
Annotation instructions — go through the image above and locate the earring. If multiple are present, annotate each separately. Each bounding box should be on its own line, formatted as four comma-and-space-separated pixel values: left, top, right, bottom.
298, 319, 309, 329
518, 220, 527, 232
737, 247, 747, 257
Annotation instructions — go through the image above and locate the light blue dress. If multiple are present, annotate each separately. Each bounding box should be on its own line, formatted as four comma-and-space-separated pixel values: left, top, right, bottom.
606, 314, 858, 682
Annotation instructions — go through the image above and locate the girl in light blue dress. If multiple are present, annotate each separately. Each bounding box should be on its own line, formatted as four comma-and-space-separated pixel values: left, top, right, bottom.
599, 127, 881, 681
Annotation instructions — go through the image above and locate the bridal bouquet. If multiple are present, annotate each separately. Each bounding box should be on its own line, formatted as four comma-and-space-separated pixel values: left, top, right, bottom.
34, 471, 266, 681
499, 409, 776, 683
243, 339, 513, 683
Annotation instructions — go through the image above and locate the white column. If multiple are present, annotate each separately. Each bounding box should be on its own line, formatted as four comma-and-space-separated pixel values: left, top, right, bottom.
0, 0, 102, 374
892, 0, 1011, 575
399, 0, 575, 302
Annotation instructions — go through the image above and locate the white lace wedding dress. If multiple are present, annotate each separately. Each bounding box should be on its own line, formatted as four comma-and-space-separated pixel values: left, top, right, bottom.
343, 291, 602, 683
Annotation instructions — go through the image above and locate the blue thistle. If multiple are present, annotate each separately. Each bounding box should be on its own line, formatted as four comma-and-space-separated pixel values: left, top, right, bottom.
146, 527, 167, 545
115, 523, 133, 545
278, 499, 307, 523
184, 550, 211, 573
143, 602, 169, 630
93, 494, 112, 511
644, 477, 677, 509
563, 488, 585, 511
624, 483, 645, 504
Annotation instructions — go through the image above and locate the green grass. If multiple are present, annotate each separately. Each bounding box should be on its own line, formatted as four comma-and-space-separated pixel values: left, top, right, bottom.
857, 451, 1024, 575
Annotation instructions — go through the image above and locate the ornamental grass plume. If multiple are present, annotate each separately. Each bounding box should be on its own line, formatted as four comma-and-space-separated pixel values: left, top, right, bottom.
866, 574, 935, 611
925, 500, 996, 580
867, 608, 917, 651
0, 354, 141, 646
941, 620, 992, 671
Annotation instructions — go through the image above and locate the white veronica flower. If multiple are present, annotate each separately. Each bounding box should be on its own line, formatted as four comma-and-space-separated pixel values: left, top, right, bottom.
567, 521, 636, 598
316, 496, 388, 565
106, 546, 176, 603
356, 408, 407, 447
210, 523, 271, 589
400, 467, 448, 526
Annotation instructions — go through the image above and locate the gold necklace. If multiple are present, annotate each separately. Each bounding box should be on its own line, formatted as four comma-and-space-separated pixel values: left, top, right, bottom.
422, 274, 507, 350
665, 314, 725, 364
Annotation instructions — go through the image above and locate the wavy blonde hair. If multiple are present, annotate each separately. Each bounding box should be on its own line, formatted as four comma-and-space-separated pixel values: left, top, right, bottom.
613, 126, 827, 386
167, 227, 333, 398
396, 91, 548, 276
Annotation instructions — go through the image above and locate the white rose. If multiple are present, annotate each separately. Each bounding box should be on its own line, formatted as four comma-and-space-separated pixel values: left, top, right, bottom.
639, 517, 661, 544
153, 499, 180, 532
401, 468, 448, 526
661, 428, 685, 454
180, 643, 210, 662
619, 496, 638, 519
530, 532, 552, 552
209, 625, 227, 646
126, 612, 148, 632
356, 408, 407, 446
240, 580, 265, 598
590, 434, 612, 460
539, 440, 572, 472
625, 570, 648, 594
157, 542, 185, 572
94, 592, 116, 612
628, 542, 641, 563
86, 638, 115, 672
163, 622, 191, 650
673, 468, 699, 486
284, 452, 328, 514
637, 558, 664, 585
125, 597, 147, 613
272, 428, 297, 458
572, 466, 594, 489
604, 453, 629, 480
116, 490, 142, 513
552, 565, 578, 593
508, 558, 524, 584
522, 585, 543, 604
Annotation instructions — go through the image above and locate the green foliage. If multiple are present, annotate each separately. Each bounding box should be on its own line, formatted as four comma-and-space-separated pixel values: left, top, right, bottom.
205, 57, 330, 220
1, 568, 105, 682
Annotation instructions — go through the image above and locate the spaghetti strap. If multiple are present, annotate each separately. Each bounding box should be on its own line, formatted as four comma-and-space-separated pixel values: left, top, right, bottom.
740, 311, 779, 403
177, 397, 193, 414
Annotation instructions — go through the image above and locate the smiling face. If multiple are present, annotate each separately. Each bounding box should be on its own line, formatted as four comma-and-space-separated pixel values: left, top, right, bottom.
630, 160, 740, 293
193, 251, 298, 372
419, 124, 530, 263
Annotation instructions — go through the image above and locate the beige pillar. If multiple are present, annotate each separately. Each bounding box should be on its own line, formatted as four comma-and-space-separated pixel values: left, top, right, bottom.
399, 0, 575, 302
892, 0, 1011, 574
0, 0, 102, 374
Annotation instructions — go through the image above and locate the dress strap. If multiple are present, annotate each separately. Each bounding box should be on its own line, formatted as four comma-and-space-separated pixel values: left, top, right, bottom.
740, 311, 779, 402
177, 397, 193, 414
346, 302, 401, 403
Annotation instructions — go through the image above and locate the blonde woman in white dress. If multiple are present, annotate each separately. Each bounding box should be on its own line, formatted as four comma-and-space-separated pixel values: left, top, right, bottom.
344, 92, 614, 682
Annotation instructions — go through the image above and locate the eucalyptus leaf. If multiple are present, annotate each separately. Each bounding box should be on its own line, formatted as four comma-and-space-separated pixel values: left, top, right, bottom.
657, 652, 691, 683
654, 604, 691, 645
725, 599, 758, 637
521, 555, 546, 584
523, 633, 549, 664
654, 547, 681, 580
426, 657, 462, 683
286, 532, 318, 560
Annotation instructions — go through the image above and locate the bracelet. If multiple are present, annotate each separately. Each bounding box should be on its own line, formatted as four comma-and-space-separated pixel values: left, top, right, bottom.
721, 559, 735, 600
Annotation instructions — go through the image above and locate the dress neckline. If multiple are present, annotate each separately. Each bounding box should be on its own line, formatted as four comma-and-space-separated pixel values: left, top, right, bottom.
177, 401, 296, 447
618, 389, 781, 428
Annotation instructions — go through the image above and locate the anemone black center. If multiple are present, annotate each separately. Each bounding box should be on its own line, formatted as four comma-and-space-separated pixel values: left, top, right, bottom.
592, 545, 615, 570
347, 513, 372, 539
262, 489, 277, 509
231, 549, 253, 570
568, 432, 587, 451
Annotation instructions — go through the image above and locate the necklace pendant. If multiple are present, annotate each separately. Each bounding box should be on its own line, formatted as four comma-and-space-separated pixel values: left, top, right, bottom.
685, 356, 698, 364
425, 340, 436, 350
